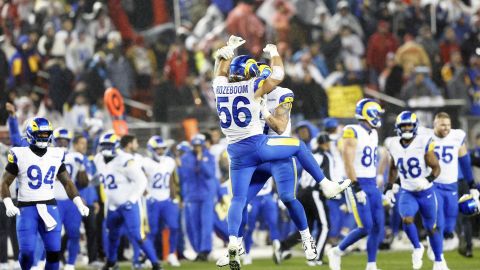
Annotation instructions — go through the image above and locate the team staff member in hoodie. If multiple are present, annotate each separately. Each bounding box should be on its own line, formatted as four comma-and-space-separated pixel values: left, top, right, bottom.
179, 135, 217, 261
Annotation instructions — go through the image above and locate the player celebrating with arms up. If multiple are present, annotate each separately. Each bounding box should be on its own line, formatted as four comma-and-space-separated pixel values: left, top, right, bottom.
385, 111, 445, 270
1, 118, 89, 270
213, 36, 350, 270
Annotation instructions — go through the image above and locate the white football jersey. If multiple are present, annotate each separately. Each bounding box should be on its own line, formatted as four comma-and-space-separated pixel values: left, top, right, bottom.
342, 124, 379, 178
212, 76, 263, 144
93, 150, 147, 210
386, 135, 434, 191
54, 151, 85, 200
259, 87, 294, 136
429, 128, 466, 184
143, 156, 176, 201
9, 147, 65, 202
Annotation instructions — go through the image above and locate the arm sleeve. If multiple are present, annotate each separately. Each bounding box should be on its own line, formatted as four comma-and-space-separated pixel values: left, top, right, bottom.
57, 163, 67, 176
5, 163, 18, 176
7, 116, 24, 147
459, 154, 474, 187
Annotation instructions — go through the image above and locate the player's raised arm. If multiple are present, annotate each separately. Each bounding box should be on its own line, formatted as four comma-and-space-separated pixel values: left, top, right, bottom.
213, 35, 245, 77
254, 44, 284, 98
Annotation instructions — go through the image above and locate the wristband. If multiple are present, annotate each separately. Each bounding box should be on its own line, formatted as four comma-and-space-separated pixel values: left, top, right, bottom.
351, 181, 362, 193
426, 174, 435, 183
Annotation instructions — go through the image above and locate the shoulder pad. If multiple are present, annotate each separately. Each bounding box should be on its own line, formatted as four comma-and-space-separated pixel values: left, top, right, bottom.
342, 126, 357, 139
7, 150, 17, 164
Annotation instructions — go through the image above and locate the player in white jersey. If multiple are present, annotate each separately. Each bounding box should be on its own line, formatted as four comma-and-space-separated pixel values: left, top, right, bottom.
384, 111, 446, 270
328, 99, 384, 270
52, 127, 89, 270
143, 136, 181, 267
427, 112, 479, 253
0, 117, 89, 270
213, 36, 349, 270
93, 132, 162, 270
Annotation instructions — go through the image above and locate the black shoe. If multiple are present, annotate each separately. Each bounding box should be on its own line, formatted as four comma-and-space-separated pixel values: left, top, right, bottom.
152, 262, 164, 270
195, 252, 208, 261
102, 261, 119, 270
459, 248, 473, 258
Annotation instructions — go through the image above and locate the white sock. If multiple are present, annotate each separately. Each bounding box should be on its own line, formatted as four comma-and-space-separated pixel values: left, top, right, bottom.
238, 237, 243, 246
300, 229, 311, 241
367, 262, 377, 268
229, 236, 239, 246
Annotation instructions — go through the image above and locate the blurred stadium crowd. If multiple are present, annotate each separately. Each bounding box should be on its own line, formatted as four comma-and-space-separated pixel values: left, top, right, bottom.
1, 0, 480, 269
0, 0, 480, 127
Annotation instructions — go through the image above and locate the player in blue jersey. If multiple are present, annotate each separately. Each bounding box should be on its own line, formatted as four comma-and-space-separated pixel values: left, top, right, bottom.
384, 111, 446, 270
213, 36, 350, 270
328, 99, 384, 270
1, 117, 89, 270
52, 128, 89, 270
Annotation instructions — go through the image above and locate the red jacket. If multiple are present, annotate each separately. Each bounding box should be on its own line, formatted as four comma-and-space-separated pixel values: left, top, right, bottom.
366, 32, 398, 73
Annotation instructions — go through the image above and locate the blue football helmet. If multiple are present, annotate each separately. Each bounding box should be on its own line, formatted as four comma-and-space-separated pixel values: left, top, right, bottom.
53, 127, 73, 147
395, 111, 419, 140
257, 62, 272, 79
98, 132, 120, 157
355, 98, 384, 128
176, 141, 191, 153
147, 135, 167, 160
229, 55, 259, 82
459, 194, 480, 216
191, 134, 206, 146
26, 117, 53, 148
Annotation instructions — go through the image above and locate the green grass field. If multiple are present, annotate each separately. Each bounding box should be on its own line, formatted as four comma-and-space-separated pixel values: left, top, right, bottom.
79, 248, 480, 269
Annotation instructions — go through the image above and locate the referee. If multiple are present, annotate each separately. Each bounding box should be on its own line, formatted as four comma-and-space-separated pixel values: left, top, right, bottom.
279, 132, 332, 265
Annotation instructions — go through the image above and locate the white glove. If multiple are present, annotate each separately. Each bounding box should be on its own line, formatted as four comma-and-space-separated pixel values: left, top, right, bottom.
259, 95, 271, 119
470, 188, 480, 201
384, 190, 396, 207
392, 183, 400, 194
73, 196, 90, 217
227, 35, 246, 49
376, 174, 384, 188
3, 197, 20, 217
355, 190, 367, 205
216, 46, 234, 60
263, 44, 279, 57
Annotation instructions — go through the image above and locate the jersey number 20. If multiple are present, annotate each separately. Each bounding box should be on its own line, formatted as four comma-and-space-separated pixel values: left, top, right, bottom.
27, 165, 56, 189
152, 172, 171, 189
217, 96, 252, 128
